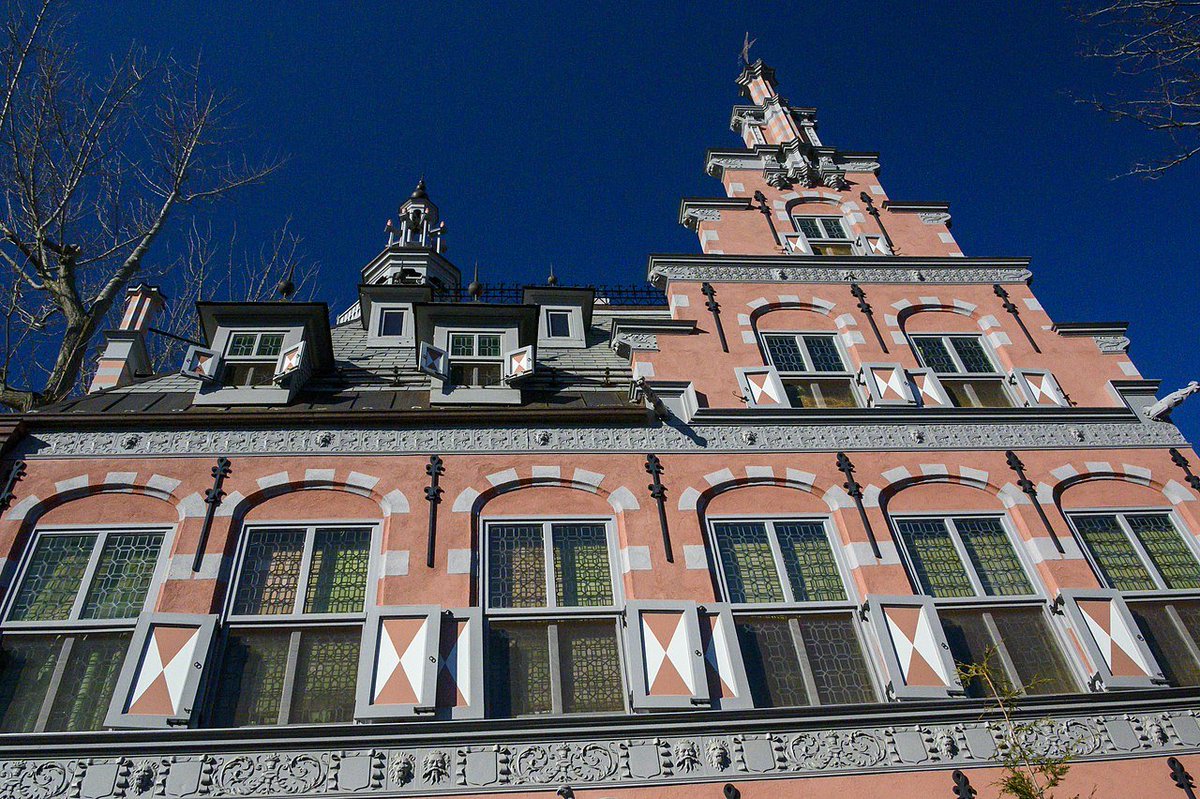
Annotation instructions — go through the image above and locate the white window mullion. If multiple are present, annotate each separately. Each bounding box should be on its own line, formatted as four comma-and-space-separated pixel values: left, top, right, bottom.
944, 519, 986, 597
295, 527, 318, 615
765, 521, 796, 603
542, 523, 557, 610
68, 533, 106, 620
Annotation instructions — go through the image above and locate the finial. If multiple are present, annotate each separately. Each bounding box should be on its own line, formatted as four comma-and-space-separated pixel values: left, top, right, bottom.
467, 262, 483, 300
739, 32, 757, 66
410, 176, 428, 201
547, 263, 558, 286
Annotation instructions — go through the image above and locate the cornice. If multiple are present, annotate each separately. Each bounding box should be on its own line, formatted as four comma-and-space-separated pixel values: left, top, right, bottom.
0, 692, 1199, 798
646, 254, 1034, 287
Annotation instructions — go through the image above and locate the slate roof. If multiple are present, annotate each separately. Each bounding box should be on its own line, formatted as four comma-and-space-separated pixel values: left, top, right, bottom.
33, 309, 661, 417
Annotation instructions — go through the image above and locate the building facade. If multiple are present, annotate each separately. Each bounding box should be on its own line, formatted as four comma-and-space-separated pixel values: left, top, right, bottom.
0, 60, 1198, 798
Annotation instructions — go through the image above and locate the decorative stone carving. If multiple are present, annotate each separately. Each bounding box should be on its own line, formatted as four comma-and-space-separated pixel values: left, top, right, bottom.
673, 742, 700, 773
121, 434, 141, 450
387, 755, 413, 787
611, 333, 659, 355
1147, 381, 1200, 421
511, 744, 617, 784
839, 160, 881, 173
1094, 335, 1131, 354
918, 212, 952, 226
0, 762, 69, 799
215, 755, 323, 796
707, 740, 731, 772
683, 208, 722, 227
420, 753, 448, 786
649, 264, 1033, 285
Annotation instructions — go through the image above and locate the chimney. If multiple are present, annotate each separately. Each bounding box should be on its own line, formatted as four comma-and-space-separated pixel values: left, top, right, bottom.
88, 284, 166, 393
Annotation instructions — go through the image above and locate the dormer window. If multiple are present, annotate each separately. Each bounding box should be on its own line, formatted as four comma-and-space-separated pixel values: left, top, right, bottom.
378, 309, 406, 337
794, 216, 853, 255
224, 332, 285, 387
449, 332, 503, 387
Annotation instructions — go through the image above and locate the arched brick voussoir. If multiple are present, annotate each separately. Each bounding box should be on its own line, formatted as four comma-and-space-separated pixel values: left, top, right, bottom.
678, 466, 825, 512
220, 469, 402, 520
743, 296, 838, 326
1049, 461, 1195, 506
451, 466, 640, 515
4, 471, 184, 524
875, 464, 1002, 504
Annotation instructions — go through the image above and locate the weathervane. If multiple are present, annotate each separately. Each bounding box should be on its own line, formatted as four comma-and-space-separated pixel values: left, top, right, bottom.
740, 32, 757, 66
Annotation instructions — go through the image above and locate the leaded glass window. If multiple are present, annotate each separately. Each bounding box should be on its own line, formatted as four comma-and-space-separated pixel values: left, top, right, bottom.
223, 331, 287, 387
487, 619, 624, 716
213, 524, 374, 727
894, 516, 1032, 598
486, 521, 615, 609
1130, 599, 1200, 687
0, 632, 130, 732
711, 519, 846, 604
793, 216, 850, 241
1070, 512, 1200, 592
761, 333, 857, 408
940, 607, 1078, 697
735, 613, 875, 707
8, 531, 163, 622
910, 335, 1013, 408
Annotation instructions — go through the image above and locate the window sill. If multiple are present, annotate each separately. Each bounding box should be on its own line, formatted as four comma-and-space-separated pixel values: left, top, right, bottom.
431, 385, 521, 405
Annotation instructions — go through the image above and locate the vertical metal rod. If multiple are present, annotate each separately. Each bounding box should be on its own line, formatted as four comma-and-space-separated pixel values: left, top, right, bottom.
993, 284, 1041, 353
645, 454, 674, 563
951, 769, 975, 799
1170, 448, 1200, 492
1170, 757, 1198, 799
836, 452, 882, 560
850, 283, 889, 354
1004, 450, 1065, 554
700, 282, 729, 353
425, 455, 444, 568
0, 460, 26, 512
192, 457, 232, 573
753, 190, 782, 248
858, 192, 896, 254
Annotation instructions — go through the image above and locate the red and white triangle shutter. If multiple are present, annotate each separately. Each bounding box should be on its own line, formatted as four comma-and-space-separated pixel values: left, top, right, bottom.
907, 368, 951, 408
865, 595, 963, 700
435, 607, 484, 719
624, 600, 709, 710
859, 363, 917, 407
355, 605, 441, 721
735, 366, 792, 409
1056, 589, 1165, 690
105, 613, 217, 729
698, 604, 753, 710
417, 342, 450, 382
273, 340, 307, 382
503, 345, 536, 382
180, 345, 222, 382
1011, 369, 1068, 407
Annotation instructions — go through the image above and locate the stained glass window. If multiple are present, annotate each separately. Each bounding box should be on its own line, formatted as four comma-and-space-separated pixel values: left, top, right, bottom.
764, 335, 807, 372
304, 528, 371, 614
763, 334, 845, 373
895, 517, 1031, 598
0, 632, 130, 733
894, 518, 975, 598
487, 620, 623, 717
1071, 514, 1157, 591
735, 613, 874, 708
210, 629, 291, 726
913, 337, 958, 374
487, 522, 614, 609
913, 335, 996, 375
940, 608, 1077, 697
796, 218, 822, 239
9, 535, 93, 621
949, 336, 994, 373
1126, 514, 1200, 590
712, 519, 845, 604
81, 533, 164, 619
794, 217, 849, 240
233, 529, 305, 615
290, 628, 360, 724
802, 335, 845, 372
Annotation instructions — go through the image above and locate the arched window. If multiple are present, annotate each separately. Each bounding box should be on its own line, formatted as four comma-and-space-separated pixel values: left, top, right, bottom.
480, 486, 625, 717
207, 493, 380, 727
756, 306, 858, 408
904, 311, 1014, 408
0, 496, 170, 733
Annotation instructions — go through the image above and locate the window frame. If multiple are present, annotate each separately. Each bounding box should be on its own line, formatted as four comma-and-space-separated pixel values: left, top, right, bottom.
705, 514, 856, 609
891, 511, 1041, 602
0, 523, 173, 733
210, 519, 380, 727
1066, 507, 1200, 595
759, 330, 861, 409
480, 515, 628, 717
791, 214, 853, 242
907, 333, 1014, 408
221, 329, 288, 388
545, 309, 572, 339
446, 329, 506, 388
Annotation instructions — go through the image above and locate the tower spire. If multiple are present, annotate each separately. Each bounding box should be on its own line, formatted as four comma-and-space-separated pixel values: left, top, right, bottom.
385, 178, 446, 254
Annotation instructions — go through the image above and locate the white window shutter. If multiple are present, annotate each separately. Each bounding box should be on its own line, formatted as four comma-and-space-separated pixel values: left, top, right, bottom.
698, 603, 753, 710
435, 607, 484, 719
105, 613, 217, 729
1011, 368, 1069, 407
907, 368, 952, 408
273, 340, 307, 381
735, 366, 791, 408
859, 363, 917, 407
354, 605, 441, 721
503, 345, 536, 382
1056, 589, 1166, 691
624, 600, 709, 710
180, 345, 221, 382
864, 595, 963, 700
417, 342, 450, 382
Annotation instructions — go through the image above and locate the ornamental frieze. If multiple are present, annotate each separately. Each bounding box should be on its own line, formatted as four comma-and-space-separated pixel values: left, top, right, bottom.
649, 264, 1033, 285
1, 709, 1199, 799
15, 417, 1186, 460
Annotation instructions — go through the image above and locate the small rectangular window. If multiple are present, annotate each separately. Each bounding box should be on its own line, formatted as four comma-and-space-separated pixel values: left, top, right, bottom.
450, 334, 475, 357
379, 309, 405, 337
894, 516, 1031, 598
1130, 599, 1200, 687
546, 310, 571, 338
449, 362, 502, 388
711, 519, 845, 604
1071, 512, 1199, 592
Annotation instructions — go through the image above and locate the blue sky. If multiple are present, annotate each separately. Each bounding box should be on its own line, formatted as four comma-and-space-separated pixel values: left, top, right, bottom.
73, 2, 1200, 440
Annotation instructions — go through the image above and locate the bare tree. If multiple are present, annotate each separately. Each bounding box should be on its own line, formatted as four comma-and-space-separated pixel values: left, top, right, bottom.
0, 0, 288, 411
1075, 1, 1200, 177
